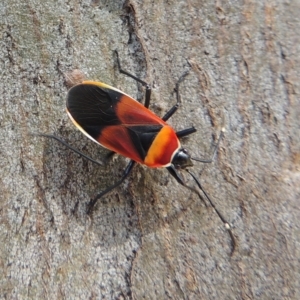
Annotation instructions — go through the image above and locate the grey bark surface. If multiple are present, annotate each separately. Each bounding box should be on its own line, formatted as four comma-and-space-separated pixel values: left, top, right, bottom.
1, 0, 299, 299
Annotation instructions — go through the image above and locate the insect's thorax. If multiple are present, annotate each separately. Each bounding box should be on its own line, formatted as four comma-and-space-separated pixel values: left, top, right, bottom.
144, 125, 180, 168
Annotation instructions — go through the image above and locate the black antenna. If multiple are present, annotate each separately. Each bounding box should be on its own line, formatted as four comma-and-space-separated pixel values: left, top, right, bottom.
191, 128, 225, 163
186, 169, 236, 256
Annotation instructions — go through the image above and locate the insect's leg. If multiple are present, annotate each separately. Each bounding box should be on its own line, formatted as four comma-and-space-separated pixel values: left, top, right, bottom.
176, 127, 197, 138
162, 70, 190, 121
167, 165, 186, 186
114, 50, 151, 108
35, 133, 104, 166
87, 160, 136, 214
191, 128, 225, 163
105, 150, 116, 162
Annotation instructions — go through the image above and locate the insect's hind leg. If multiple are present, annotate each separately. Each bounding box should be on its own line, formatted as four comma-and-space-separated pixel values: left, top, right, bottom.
114, 50, 151, 108
35, 133, 104, 166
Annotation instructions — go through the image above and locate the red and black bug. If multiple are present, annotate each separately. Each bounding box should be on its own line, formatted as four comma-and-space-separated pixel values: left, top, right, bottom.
39, 51, 235, 254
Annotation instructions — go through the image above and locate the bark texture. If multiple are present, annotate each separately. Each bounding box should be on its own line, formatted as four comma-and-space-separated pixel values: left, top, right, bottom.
1, 0, 299, 299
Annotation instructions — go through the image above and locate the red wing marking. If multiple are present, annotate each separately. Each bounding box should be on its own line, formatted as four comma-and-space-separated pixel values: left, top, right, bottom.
116, 95, 166, 126
98, 125, 144, 164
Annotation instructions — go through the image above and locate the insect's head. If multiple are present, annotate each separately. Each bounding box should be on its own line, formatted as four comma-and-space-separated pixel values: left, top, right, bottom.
172, 148, 193, 169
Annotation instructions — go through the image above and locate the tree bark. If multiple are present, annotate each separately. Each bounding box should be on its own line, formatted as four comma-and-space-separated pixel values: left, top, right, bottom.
1, 0, 299, 299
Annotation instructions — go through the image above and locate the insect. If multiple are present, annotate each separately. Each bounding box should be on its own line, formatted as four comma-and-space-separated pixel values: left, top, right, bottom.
39, 51, 235, 254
